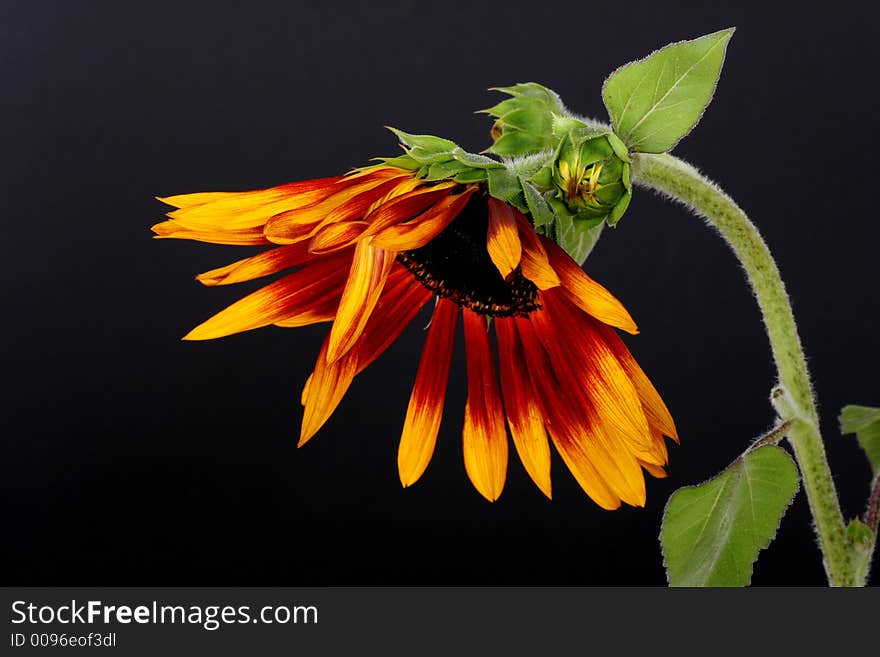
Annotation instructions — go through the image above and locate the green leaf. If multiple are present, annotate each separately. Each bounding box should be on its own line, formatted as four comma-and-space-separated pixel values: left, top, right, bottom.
840, 405, 880, 474
602, 28, 734, 153
661, 445, 799, 587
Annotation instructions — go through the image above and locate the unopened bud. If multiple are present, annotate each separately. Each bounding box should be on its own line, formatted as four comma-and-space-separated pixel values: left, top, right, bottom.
552, 131, 631, 226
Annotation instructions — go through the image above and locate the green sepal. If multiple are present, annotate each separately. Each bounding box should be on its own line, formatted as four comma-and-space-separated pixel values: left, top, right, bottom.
486, 167, 527, 212
521, 181, 555, 229
373, 154, 420, 170
548, 197, 606, 264
386, 128, 458, 154
486, 132, 548, 158
606, 132, 631, 163
385, 126, 501, 185
451, 150, 500, 169
452, 168, 489, 184
424, 159, 470, 181
607, 186, 632, 227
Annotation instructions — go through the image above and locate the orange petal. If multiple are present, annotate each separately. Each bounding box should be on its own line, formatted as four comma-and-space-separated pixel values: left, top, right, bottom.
398, 298, 458, 487
308, 221, 369, 255
151, 220, 271, 246
183, 252, 350, 340
371, 188, 475, 251
495, 318, 552, 499
273, 304, 337, 328
514, 317, 630, 509
354, 271, 433, 374
534, 291, 656, 464
594, 321, 678, 443
511, 214, 561, 289
326, 240, 395, 362
542, 238, 638, 335
161, 176, 347, 231
362, 183, 456, 236
299, 268, 431, 445
639, 458, 668, 479
461, 309, 508, 502
263, 175, 408, 244
299, 334, 359, 447
157, 176, 342, 211
527, 302, 648, 506
486, 198, 522, 281
196, 242, 314, 286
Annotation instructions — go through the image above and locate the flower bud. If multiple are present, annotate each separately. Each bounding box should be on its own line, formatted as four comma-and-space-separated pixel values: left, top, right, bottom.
552, 130, 631, 226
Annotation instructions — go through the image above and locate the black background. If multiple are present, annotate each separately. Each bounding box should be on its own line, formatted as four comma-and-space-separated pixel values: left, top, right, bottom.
4, 0, 879, 586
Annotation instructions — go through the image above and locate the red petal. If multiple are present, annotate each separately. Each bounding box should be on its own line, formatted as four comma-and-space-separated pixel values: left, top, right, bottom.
183, 251, 351, 341
495, 317, 552, 498
398, 298, 458, 487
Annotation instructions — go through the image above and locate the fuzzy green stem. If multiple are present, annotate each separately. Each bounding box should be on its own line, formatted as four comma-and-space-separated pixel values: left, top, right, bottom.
630, 152, 855, 587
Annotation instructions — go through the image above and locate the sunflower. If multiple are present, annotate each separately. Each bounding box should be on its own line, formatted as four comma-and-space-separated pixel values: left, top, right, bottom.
153, 164, 677, 508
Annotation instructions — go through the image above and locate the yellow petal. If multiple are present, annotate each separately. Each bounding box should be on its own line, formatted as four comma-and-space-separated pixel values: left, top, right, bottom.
398, 298, 458, 487
461, 310, 508, 502
486, 198, 522, 281
543, 238, 638, 335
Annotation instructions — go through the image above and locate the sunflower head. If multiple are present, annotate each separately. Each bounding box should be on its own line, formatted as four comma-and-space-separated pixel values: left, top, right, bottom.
152, 99, 677, 510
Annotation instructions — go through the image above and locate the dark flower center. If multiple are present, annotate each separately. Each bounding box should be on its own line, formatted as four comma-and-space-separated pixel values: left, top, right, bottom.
397, 191, 540, 317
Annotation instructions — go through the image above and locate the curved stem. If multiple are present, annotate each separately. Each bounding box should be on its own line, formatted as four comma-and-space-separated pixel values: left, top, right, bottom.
631, 152, 855, 586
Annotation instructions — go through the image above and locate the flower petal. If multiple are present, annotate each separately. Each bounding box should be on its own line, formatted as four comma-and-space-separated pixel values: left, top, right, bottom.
542, 238, 638, 335
370, 187, 476, 251
299, 335, 360, 447
299, 268, 431, 444
196, 242, 315, 286
514, 317, 624, 510
495, 318, 552, 499
398, 297, 458, 487
161, 176, 349, 231
534, 291, 657, 464
183, 252, 351, 340
362, 183, 456, 236
326, 240, 395, 362
462, 309, 508, 502
511, 214, 561, 289
157, 176, 342, 211
486, 198, 522, 281
594, 321, 678, 443
151, 220, 271, 246
308, 221, 369, 255
263, 175, 408, 244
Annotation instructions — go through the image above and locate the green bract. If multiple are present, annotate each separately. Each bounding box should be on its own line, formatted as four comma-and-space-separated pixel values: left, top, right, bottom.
481, 83, 568, 157
379, 128, 502, 184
